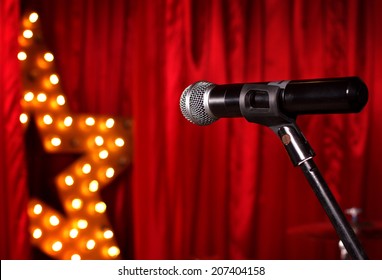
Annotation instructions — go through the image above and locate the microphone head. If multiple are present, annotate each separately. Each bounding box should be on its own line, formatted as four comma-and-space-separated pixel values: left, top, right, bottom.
179, 81, 218, 126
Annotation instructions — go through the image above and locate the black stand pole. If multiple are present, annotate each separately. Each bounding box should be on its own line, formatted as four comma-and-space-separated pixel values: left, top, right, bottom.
276, 124, 368, 260
238, 82, 369, 259
299, 159, 367, 259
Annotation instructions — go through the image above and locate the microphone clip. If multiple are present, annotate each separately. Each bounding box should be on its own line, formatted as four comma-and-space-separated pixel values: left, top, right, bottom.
239, 83, 315, 166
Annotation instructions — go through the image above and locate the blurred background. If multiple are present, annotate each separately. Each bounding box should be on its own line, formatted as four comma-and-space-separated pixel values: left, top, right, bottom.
1, 0, 382, 260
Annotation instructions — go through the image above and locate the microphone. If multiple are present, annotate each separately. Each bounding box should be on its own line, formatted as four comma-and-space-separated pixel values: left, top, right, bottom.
179, 77, 368, 126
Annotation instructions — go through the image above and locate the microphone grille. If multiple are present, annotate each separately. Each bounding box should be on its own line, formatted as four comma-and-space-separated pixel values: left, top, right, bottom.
179, 81, 217, 126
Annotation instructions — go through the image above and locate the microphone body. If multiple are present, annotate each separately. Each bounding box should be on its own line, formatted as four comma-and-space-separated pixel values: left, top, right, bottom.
180, 77, 368, 126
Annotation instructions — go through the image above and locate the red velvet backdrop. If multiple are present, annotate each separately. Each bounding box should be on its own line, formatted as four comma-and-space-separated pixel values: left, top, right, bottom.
1, 0, 382, 259
0, 0, 31, 259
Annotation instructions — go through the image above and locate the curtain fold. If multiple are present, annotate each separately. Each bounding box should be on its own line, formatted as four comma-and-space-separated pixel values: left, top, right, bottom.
0, 0, 30, 259
6, 0, 382, 259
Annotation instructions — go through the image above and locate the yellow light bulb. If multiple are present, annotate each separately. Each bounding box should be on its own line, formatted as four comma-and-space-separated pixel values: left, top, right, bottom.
44, 52, 54, 62
71, 254, 81, 260
82, 163, 91, 174
36, 93, 47, 102
69, 228, 79, 239
108, 246, 120, 257
71, 198, 82, 210
19, 113, 28, 124
32, 228, 42, 239
49, 74, 59, 85
88, 180, 99, 192
43, 114, 53, 125
103, 230, 114, 239
64, 175, 74, 186
52, 241, 62, 252
105, 118, 114, 128
63, 116, 73, 127
86, 239, 96, 250
106, 167, 115, 178
51, 137, 61, 147
18, 51, 27, 61
33, 204, 43, 215
49, 215, 60, 226
99, 150, 108, 159
24, 92, 34, 102
94, 136, 104, 146
56, 95, 65, 106
29, 12, 39, 23
77, 219, 88, 229
23, 29, 33, 39
85, 117, 95, 126
115, 138, 125, 147
94, 201, 107, 213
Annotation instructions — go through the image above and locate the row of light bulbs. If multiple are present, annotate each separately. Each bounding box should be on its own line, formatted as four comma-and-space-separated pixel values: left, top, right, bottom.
29, 201, 120, 260
19, 11, 131, 259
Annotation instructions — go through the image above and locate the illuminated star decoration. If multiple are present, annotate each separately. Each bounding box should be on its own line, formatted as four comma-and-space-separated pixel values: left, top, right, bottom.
19, 11, 132, 260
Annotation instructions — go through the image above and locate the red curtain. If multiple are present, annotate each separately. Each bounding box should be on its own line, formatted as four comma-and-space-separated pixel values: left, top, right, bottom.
2, 0, 381, 259
0, 0, 31, 259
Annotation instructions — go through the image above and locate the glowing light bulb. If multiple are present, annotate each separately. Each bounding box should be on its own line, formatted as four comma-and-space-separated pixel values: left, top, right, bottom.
103, 230, 114, 239
23, 29, 33, 39
32, 228, 42, 239
108, 246, 120, 257
51, 137, 61, 147
85, 117, 95, 126
43, 114, 53, 125
63, 116, 73, 127
71, 254, 81, 260
86, 239, 96, 250
65, 175, 74, 186
71, 198, 82, 210
18, 52, 27, 61
49, 74, 59, 85
88, 180, 99, 192
115, 138, 125, 147
77, 219, 88, 229
105, 118, 114, 128
106, 168, 115, 178
33, 204, 43, 215
44, 52, 54, 62
82, 163, 91, 174
29, 12, 39, 23
49, 215, 60, 226
94, 136, 104, 146
52, 241, 62, 252
56, 95, 65, 106
24, 92, 34, 102
69, 228, 79, 239
36, 93, 47, 102
94, 202, 107, 213
99, 150, 109, 159
19, 113, 28, 124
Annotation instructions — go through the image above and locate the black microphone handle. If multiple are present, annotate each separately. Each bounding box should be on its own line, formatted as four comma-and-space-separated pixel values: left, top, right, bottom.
281, 76, 368, 115
208, 77, 368, 119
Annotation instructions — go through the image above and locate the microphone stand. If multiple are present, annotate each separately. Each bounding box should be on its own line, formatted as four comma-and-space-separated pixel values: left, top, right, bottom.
276, 123, 368, 260
240, 84, 368, 259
